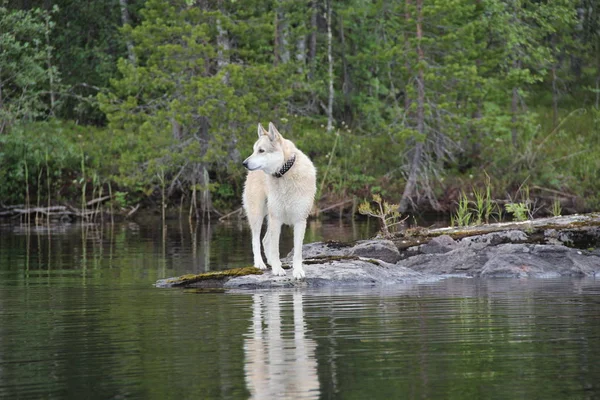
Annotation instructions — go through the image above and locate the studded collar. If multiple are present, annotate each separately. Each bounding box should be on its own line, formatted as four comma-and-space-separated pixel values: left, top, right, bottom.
272, 154, 296, 178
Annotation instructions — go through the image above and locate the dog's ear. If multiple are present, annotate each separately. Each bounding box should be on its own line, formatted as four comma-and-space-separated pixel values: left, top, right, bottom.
267, 122, 282, 142
257, 123, 268, 138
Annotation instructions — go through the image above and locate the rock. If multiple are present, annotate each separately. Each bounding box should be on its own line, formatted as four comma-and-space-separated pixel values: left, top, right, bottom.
348, 239, 401, 263
459, 230, 529, 249
551, 227, 600, 248
400, 242, 600, 278
223, 258, 423, 289
418, 235, 457, 254
398, 247, 487, 275
283, 241, 353, 262
157, 213, 600, 290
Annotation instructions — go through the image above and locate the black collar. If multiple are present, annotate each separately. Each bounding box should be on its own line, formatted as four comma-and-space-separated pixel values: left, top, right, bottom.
272, 154, 296, 178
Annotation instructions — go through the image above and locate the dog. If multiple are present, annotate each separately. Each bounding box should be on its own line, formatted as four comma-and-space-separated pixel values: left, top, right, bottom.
242, 122, 317, 279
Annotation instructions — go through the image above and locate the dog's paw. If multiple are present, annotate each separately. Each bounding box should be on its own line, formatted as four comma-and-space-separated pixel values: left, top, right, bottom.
272, 266, 287, 276
255, 260, 268, 270
292, 267, 306, 280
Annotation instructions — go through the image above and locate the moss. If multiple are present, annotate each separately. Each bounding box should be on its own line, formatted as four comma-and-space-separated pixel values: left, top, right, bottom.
165, 266, 263, 287
324, 240, 354, 249
303, 255, 361, 264
302, 255, 382, 266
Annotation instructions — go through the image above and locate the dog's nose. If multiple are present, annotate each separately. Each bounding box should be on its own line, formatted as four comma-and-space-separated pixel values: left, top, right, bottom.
242, 160, 249, 169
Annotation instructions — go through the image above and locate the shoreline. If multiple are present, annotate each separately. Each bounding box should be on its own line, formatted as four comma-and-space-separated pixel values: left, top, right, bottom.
156, 213, 600, 289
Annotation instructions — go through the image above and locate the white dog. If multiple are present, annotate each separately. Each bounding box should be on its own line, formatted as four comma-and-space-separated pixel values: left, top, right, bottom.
242, 122, 316, 279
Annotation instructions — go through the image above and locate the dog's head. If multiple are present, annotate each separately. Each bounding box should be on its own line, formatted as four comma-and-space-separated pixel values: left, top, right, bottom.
242, 122, 285, 174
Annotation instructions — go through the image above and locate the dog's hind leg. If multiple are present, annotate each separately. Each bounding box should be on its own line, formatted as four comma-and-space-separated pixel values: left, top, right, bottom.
249, 214, 268, 270
265, 216, 286, 276
261, 219, 271, 262
292, 220, 307, 279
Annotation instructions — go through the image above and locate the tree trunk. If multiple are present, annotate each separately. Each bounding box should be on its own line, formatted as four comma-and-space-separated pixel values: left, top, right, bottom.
274, 11, 280, 65
309, 1, 318, 79
596, 39, 600, 109
551, 64, 558, 128
44, 14, 55, 114
400, 0, 424, 212
171, 118, 182, 140
338, 12, 350, 119
119, 0, 136, 65
326, 0, 334, 132
216, 16, 230, 83
0, 65, 4, 134
400, 142, 423, 212
511, 85, 518, 148
278, 2, 290, 64
296, 35, 306, 74
404, 0, 412, 112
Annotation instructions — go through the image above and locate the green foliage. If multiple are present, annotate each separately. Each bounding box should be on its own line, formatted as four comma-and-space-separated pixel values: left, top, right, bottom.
97, 0, 294, 204
358, 194, 406, 237
0, 120, 88, 203
452, 192, 472, 228
471, 184, 494, 225
2, 0, 600, 215
551, 198, 562, 218
0, 6, 58, 132
505, 203, 529, 222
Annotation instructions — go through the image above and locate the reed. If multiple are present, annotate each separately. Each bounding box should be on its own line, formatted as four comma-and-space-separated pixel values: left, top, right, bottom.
452, 191, 472, 227
80, 150, 87, 222
551, 197, 562, 217
45, 150, 50, 226
24, 159, 30, 225
157, 167, 167, 226
108, 182, 114, 224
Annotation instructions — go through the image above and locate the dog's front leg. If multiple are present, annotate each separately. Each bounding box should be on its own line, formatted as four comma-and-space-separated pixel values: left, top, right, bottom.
266, 216, 286, 276
292, 220, 307, 279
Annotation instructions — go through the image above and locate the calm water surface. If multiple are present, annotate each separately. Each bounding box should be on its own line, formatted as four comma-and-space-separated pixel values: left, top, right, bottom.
1, 219, 599, 399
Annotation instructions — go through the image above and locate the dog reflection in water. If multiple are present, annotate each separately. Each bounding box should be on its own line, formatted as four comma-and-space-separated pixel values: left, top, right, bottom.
244, 292, 319, 399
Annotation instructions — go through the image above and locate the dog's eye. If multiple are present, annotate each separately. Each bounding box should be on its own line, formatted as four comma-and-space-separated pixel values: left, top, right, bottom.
258, 149, 265, 153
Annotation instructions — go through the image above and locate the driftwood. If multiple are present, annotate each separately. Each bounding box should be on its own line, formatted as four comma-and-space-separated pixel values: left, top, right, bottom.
126, 203, 141, 218
317, 199, 354, 214
86, 195, 111, 207
218, 207, 243, 221
1, 203, 107, 220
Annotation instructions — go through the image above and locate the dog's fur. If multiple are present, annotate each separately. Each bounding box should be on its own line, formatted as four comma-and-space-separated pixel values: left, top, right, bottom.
242, 123, 316, 279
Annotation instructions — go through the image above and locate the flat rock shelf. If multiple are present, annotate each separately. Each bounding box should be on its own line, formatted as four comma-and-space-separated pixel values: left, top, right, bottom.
155, 213, 600, 289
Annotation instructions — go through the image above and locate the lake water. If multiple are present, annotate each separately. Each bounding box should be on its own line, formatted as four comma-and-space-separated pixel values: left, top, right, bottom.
1, 218, 600, 399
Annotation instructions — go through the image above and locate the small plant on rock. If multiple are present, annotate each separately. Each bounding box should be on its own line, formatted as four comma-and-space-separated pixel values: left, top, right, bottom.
551, 197, 562, 217
359, 194, 407, 237
505, 202, 529, 222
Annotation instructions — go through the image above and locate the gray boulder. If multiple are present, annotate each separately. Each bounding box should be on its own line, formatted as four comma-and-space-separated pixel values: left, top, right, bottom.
399, 241, 600, 277
459, 230, 529, 249
283, 241, 353, 262
348, 239, 401, 263
418, 235, 458, 254
398, 247, 487, 275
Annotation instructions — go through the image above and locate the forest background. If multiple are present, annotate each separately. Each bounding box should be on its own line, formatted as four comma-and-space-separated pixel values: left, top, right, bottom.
1, 0, 599, 220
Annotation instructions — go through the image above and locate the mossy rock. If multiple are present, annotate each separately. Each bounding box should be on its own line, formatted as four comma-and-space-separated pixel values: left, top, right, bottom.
157, 266, 263, 288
